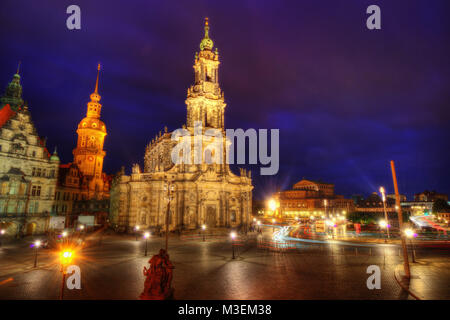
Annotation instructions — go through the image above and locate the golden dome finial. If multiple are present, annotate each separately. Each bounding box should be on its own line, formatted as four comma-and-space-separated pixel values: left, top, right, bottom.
200, 17, 213, 51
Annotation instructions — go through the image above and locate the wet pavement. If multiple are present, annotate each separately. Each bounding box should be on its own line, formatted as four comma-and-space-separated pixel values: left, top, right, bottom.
0, 228, 448, 300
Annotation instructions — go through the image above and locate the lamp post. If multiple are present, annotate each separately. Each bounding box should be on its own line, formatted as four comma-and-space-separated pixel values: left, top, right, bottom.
0, 229, 5, 247
202, 224, 206, 242
135, 225, 140, 241
379, 220, 388, 242
404, 228, 416, 263
257, 220, 261, 233
391, 160, 410, 278
163, 178, 175, 253
60, 250, 73, 300
230, 232, 236, 259
144, 232, 150, 256
379, 187, 390, 239
33, 240, 41, 268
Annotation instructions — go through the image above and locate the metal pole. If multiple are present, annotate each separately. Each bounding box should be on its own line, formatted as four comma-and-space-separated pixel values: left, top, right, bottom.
390, 160, 411, 278
410, 239, 416, 263
145, 238, 148, 256
165, 202, 170, 252
165, 180, 171, 253
382, 199, 390, 239
232, 240, 235, 259
34, 247, 38, 268
60, 270, 66, 300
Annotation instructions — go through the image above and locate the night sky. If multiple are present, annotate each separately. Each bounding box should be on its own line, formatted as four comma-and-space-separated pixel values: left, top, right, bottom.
1, 0, 449, 200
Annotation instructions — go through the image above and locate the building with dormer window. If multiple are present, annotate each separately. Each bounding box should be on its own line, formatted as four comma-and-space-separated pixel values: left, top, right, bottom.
0, 67, 59, 237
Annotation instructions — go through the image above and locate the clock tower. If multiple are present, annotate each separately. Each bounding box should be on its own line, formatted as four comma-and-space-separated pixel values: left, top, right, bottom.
72, 64, 107, 197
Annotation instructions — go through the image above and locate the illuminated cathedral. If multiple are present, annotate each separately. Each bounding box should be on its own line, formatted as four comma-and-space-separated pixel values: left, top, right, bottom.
109, 18, 253, 232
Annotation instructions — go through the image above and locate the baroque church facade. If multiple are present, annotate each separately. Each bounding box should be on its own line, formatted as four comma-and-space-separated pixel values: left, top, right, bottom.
109, 18, 253, 232
0, 69, 60, 236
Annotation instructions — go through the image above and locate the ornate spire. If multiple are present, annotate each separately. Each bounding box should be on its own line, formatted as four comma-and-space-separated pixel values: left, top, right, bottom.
200, 17, 214, 51
50, 146, 60, 162
16, 61, 21, 75
89, 63, 101, 104
86, 63, 102, 118
94, 63, 100, 94
1, 65, 24, 110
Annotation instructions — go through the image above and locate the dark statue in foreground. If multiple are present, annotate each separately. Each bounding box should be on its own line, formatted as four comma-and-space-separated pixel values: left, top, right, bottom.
140, 248, 174, 300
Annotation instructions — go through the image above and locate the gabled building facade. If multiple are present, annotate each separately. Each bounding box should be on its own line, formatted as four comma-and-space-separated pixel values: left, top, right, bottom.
0, 69, 59, 237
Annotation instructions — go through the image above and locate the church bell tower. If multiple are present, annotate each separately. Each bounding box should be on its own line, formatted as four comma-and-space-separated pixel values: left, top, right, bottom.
185, 18, 226, 131
72, 64, 107, 196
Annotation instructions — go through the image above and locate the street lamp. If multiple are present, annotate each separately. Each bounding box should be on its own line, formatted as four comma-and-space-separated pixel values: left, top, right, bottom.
404, 228, 416, 263
0, 229, 5, 247
163, 179, 175, 253
379, 187, 390, 239
33, 240, 41, 267
60, 249, 74, 300
144, 232, 150, 256
378, 220, 388, 242
230, 232, 237, 259
135, 225, 140, 241
201, 224, 206, 241
62, 231, 68, 245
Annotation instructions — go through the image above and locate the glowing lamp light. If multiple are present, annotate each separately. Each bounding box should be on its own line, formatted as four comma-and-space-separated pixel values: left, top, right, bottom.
62, 231, 68, 237
253, 218, 256, 222
257, 221, 261, 226
135, 226, 140, 231
379, 220, 387, 228
60, 250, 74, 265
272, 218, 276, 223
144, 232, 150, 239
35, 240, 41, 248
0, 230, 5, 235
79, 225, 85, 230
202, 224, 206, 230
404, 228, 416, 238
230, 232, 237, 240
268, 199, 277, 211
